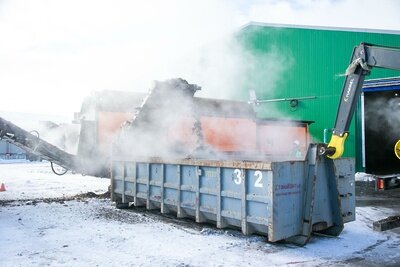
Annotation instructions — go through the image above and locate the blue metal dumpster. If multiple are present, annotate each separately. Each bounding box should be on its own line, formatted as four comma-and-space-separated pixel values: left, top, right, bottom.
111, 144, 355, 245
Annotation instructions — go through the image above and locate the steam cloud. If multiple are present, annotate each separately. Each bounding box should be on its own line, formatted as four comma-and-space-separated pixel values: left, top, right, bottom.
365, 95, 400, 140
0, 0, 398, 117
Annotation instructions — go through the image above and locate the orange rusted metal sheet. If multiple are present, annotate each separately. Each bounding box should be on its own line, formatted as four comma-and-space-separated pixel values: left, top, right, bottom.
97, 111, 133, 153
200, 117, 257, 152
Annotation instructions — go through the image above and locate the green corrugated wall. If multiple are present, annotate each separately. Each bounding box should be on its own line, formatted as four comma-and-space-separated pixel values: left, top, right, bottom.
236, 24, 400, 165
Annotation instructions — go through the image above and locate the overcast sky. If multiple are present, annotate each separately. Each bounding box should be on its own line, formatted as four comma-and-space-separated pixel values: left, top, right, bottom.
0, 0, 399, 118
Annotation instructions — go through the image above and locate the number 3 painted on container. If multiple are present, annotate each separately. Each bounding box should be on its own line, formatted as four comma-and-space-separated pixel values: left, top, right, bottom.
254, 171, 263, 188
234, 169, 242, 185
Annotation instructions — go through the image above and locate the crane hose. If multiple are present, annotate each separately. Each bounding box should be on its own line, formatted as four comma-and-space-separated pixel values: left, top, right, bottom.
51, 161, 69, 176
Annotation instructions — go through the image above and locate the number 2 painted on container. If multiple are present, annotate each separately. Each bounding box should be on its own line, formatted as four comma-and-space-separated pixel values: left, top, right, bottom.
254, 170, 263, 188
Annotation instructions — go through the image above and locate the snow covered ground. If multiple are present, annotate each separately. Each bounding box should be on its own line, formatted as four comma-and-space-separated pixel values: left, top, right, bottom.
1, 161, 399, 266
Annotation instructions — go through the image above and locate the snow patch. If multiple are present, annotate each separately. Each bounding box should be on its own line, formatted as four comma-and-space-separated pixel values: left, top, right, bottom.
1, 162, 399, 266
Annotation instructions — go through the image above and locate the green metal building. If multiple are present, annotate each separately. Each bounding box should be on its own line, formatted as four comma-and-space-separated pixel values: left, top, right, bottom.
236, 22, 400, 170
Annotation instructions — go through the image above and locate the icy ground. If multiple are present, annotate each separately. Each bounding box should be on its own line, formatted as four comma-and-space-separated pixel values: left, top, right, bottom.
1, 162, 399, 266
